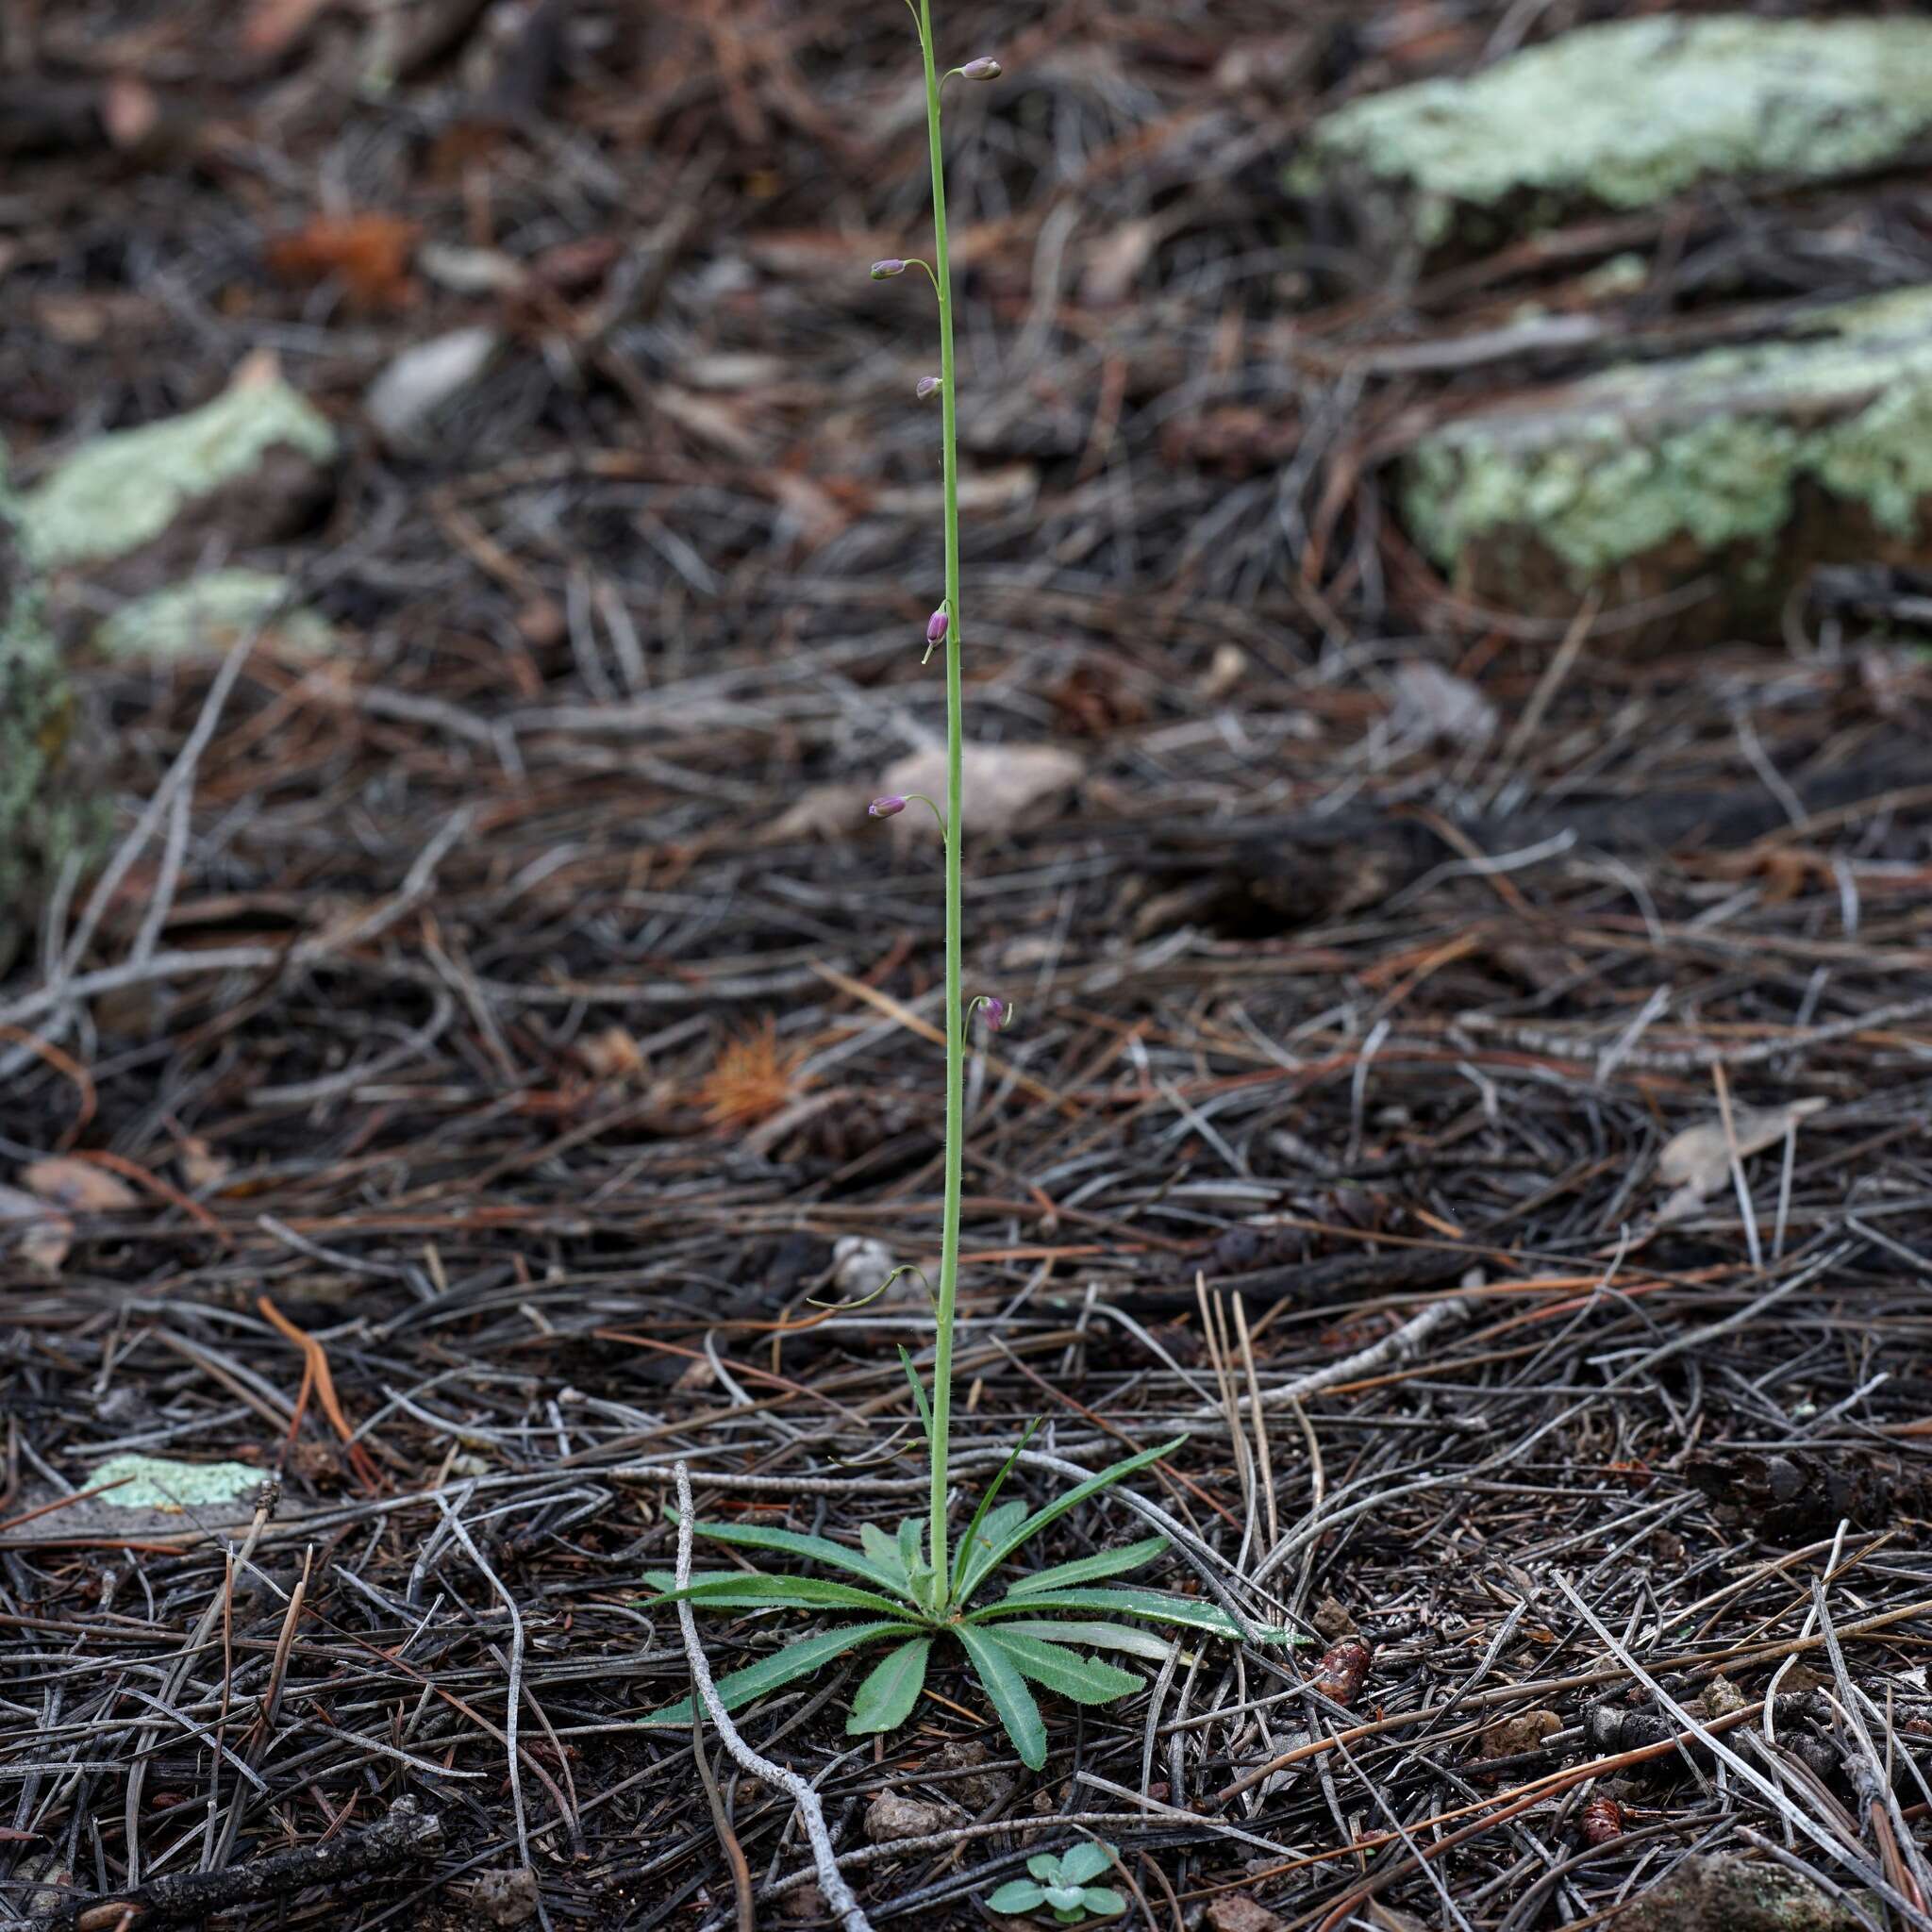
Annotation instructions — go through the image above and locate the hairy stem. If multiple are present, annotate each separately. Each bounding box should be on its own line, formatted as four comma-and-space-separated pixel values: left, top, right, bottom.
916, 0, 963, 1605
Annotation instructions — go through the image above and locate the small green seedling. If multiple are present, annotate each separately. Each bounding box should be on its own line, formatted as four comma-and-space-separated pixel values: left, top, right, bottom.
987, 1842, 1125, 1923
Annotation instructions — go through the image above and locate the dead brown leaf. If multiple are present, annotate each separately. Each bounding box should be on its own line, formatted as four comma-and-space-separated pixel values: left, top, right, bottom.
881, 742, 1085, 839
1657, 1097, 1826, 1201
266, 214, 421, 312
23, 1158, 140, 1215
695, 1021, 811, 1129
241, 0, 340, 58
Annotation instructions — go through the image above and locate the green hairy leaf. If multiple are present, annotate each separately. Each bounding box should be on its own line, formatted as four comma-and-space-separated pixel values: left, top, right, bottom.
899, 1345, 934, 1440
950, 1421, 1039, 1593
956, 1438, 1184, 1598
644, 1572, 924, 1620
989, 1618, 1179, 1662
859, 1521, 911, 1586
847, 1636, 933, 1734
958, 1623, 1048, 1771
972, 1584, 1255, 1638
693, 1522, 912, 1596
1057, 1842, 1115, 1885
1004, 1533, 1169, 1594
986, 1880, 1045, 1914
641, 1619, 909, 1726
974, 1628, 1141, 1705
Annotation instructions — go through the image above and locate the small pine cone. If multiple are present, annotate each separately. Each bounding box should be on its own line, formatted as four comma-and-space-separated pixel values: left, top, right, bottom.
1308, 1637, 1373, 1707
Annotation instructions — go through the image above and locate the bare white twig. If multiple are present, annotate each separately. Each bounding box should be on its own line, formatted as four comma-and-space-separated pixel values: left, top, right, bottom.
671, 1463, 874, 1932
1186, 1294, 1473, 1420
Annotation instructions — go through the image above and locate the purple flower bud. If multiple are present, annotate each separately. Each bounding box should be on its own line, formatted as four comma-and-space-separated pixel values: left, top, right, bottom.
979, 995, 1009, 1030
926, 608, 949, 646
961, 57, 1003, 80
868, 794, 907, 819
871, 258, 908, 280
916, 375, 943, 399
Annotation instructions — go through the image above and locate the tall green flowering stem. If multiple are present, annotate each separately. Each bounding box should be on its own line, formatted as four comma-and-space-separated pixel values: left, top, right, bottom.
648, 22, 1268, 1782
916, 0, 966, 1604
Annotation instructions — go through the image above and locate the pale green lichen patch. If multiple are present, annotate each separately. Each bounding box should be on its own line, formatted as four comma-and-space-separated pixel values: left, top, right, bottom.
0, 446, 97, 973
90, 1454, 265, 1512
97, 569, 335, 662
1403, 287, 1932, 583
18, 374, 337, 570
1304, 17, 1932, 231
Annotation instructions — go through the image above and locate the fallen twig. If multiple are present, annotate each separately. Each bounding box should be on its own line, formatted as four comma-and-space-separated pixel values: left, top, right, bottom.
672, 1462, 874, 1932
41, 1795, 441, 1930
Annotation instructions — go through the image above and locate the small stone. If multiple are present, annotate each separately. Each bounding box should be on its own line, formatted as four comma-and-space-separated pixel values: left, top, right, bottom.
927, 1739, 1015, 1811
1311, 1596, 1357, 1641
1615, 1852, 1865, 1932
1697, 1675, 1749, 1720
1207, 1897, 1289, 1932
365, 325, 502, 453
865, 1792, 958, 1843
1387, 659, 1495, 750
831, 1237, 899, 1301
462, 1866, 540, 1929
879, 742, 1083, 839
778, 1882, 827, 1920
1479, 1708, 1562, 1759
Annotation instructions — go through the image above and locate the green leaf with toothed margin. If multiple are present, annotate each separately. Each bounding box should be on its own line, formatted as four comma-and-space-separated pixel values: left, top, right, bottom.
957, 1438, 1184, 1600
846, 1635, 933, 1735
1005, 1534, 1169, 1595
643, 1572, 924, 1620
958, 1623, 1048, 1771
971, 1585, 1258, 1640
973, 1627, 1141, 1705
641, 1619, 908, 1726
692, 1523, 914, 1599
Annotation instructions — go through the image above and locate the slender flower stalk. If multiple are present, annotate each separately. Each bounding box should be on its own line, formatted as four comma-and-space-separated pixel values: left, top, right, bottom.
645, 9, 1277, 1781
915, 0, 967, 1602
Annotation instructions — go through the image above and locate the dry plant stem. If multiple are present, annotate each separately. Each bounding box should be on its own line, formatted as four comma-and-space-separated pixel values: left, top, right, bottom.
52, 1797, 442, 1932
672, 1463, 875, 1932
1185, 1295, 1473, 1419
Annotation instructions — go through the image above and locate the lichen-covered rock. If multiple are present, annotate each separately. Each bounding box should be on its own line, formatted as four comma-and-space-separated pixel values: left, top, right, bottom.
1298, 17, 1932, 260
97, 568, 334, 662
17, 357, 337, 575
1399, 287, 1932, 634
0, 453, 94, 974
